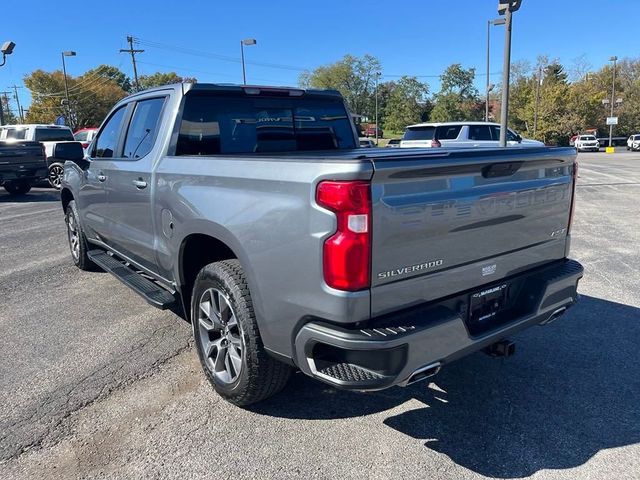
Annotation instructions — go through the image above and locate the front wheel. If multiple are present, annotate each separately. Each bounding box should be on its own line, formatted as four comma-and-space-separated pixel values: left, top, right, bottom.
65, 200, 97, 271
48, 162, 65, 190
4, 180, 31, 195
192, 260, 291, 406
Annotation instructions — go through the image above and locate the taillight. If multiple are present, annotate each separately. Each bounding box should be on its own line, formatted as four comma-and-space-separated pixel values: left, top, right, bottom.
568, 161, 578, 233
41, 145, 47, 163
316, 180, 371, 291
431, 139, 442, 147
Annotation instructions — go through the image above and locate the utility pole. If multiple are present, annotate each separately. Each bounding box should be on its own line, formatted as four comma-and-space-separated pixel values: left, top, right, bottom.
533, 66, 542, 138
498, 0, 522, 147
9, 84, 23, 123
120, 36, 144, 91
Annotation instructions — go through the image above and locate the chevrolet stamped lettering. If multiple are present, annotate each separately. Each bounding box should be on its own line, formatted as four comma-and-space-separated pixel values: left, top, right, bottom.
378, 259, 444, 279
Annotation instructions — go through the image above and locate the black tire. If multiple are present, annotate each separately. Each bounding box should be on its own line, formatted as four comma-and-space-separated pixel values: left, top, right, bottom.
191, 260, 291, 406
65, 200, 97, 271
48, 162, 65, 190
4, 180, 31, 195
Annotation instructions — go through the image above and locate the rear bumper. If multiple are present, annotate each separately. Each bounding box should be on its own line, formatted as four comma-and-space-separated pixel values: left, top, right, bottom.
294, 259, 583, 390
0, 165, 48, 184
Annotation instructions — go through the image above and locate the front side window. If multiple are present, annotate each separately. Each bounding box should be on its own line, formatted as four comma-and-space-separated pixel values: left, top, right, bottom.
74, 131, 89, 141
34, 128, 74, 142
123, 97, 165, 159
490, 126, 518, 141
176, 93, 356, 155
94, 106, 127, 158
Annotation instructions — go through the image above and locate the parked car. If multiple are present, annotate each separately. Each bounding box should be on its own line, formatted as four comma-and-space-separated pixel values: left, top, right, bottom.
0, 124, 83, 189
74, 127, 98, 150
385, 138, 401, 148
364, 125, 383, 138
399, 122, 544, 148
61, 83, 582, 406
359, 138, 376, 148
0, 140, 48, 195
627, 134, 640, 151
574, 135, 600, 152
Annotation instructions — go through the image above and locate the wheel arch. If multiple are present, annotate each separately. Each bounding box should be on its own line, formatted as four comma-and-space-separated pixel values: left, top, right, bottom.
60, 188, 74, 212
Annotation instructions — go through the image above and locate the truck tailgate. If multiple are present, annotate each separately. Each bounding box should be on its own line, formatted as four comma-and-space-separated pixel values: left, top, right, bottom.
0, 141, 44, 167
369, 147, 576, 317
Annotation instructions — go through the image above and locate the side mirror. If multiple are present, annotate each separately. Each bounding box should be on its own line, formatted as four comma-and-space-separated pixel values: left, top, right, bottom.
516, 134, 522, 143
53, 142, 90, 169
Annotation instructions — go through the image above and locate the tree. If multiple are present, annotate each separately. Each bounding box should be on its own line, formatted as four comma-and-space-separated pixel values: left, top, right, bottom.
430, 64, 483, 122
299, 54, 382, 119
383, 76, 429, 132
86, 65, 133, 93
0, 94, 19, 125
24, 68, 128, 129
137, 72, 196, 90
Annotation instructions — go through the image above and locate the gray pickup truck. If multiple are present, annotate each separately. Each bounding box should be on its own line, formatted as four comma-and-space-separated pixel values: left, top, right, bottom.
60, 83, 583, 406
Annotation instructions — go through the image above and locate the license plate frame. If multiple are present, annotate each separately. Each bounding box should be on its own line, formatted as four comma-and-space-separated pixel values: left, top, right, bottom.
468, 282, 510, 326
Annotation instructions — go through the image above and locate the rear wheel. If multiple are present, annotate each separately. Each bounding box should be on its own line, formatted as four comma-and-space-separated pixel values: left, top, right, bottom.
48, 162, 64, 190
4, 180, 31, 195
191, 260, 291, 406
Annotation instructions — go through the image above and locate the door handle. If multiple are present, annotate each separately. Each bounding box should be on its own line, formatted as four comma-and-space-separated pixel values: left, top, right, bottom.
132, 179, 148, 189
97, 173, 107, 182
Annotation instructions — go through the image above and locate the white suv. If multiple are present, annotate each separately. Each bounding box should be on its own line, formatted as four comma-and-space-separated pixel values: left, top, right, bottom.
399, 122, 544, 149
574, 135, 599, 152
626, 134, 640, 151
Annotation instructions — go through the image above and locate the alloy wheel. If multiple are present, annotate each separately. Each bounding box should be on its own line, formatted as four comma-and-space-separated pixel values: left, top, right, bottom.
197, 288, 244, 384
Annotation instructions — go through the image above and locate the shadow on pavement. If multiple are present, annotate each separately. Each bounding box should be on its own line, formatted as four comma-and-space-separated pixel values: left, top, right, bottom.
253, 295, 640, 478
0, 188, 59, 203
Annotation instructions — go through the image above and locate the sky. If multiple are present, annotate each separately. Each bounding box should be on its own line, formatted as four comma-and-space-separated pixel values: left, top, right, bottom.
0, 0, 637, 113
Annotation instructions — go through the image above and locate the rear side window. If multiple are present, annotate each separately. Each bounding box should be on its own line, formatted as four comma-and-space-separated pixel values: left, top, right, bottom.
123, 97, 165, 159
468, 125, 493, 141
403, 126, 435, 141
176, 93, 356, 155
94, 106, 127, 158
34, 128, 74, 142
436, 125, 462, 140
6, 128, 27, 140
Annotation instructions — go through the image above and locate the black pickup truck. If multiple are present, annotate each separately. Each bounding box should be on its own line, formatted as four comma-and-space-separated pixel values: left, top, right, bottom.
0, 141, 48, 195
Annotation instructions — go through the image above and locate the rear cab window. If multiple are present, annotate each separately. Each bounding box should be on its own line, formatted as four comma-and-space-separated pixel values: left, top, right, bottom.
34, 128, 74, 142
175, 93, 356, 155
403, 126, 435, 141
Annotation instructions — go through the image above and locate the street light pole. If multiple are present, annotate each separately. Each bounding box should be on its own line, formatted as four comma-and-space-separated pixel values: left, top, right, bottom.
498, 0, 521, 147
375, 71, 381, 146
486, 18, 505, 121
61, 51, 76, 125
608, 56, 617, 148
240, 38, 257, 85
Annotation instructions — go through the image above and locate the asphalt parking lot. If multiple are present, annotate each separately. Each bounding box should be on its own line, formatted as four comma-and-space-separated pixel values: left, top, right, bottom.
1, 150, 639, 479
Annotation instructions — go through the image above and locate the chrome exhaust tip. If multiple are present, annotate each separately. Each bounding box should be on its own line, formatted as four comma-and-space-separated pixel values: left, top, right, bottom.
540, 306, 567, 326
402, 362, 442, 386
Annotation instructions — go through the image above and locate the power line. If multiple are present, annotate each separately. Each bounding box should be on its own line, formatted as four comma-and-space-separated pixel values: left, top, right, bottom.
133, 36, 307, 72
